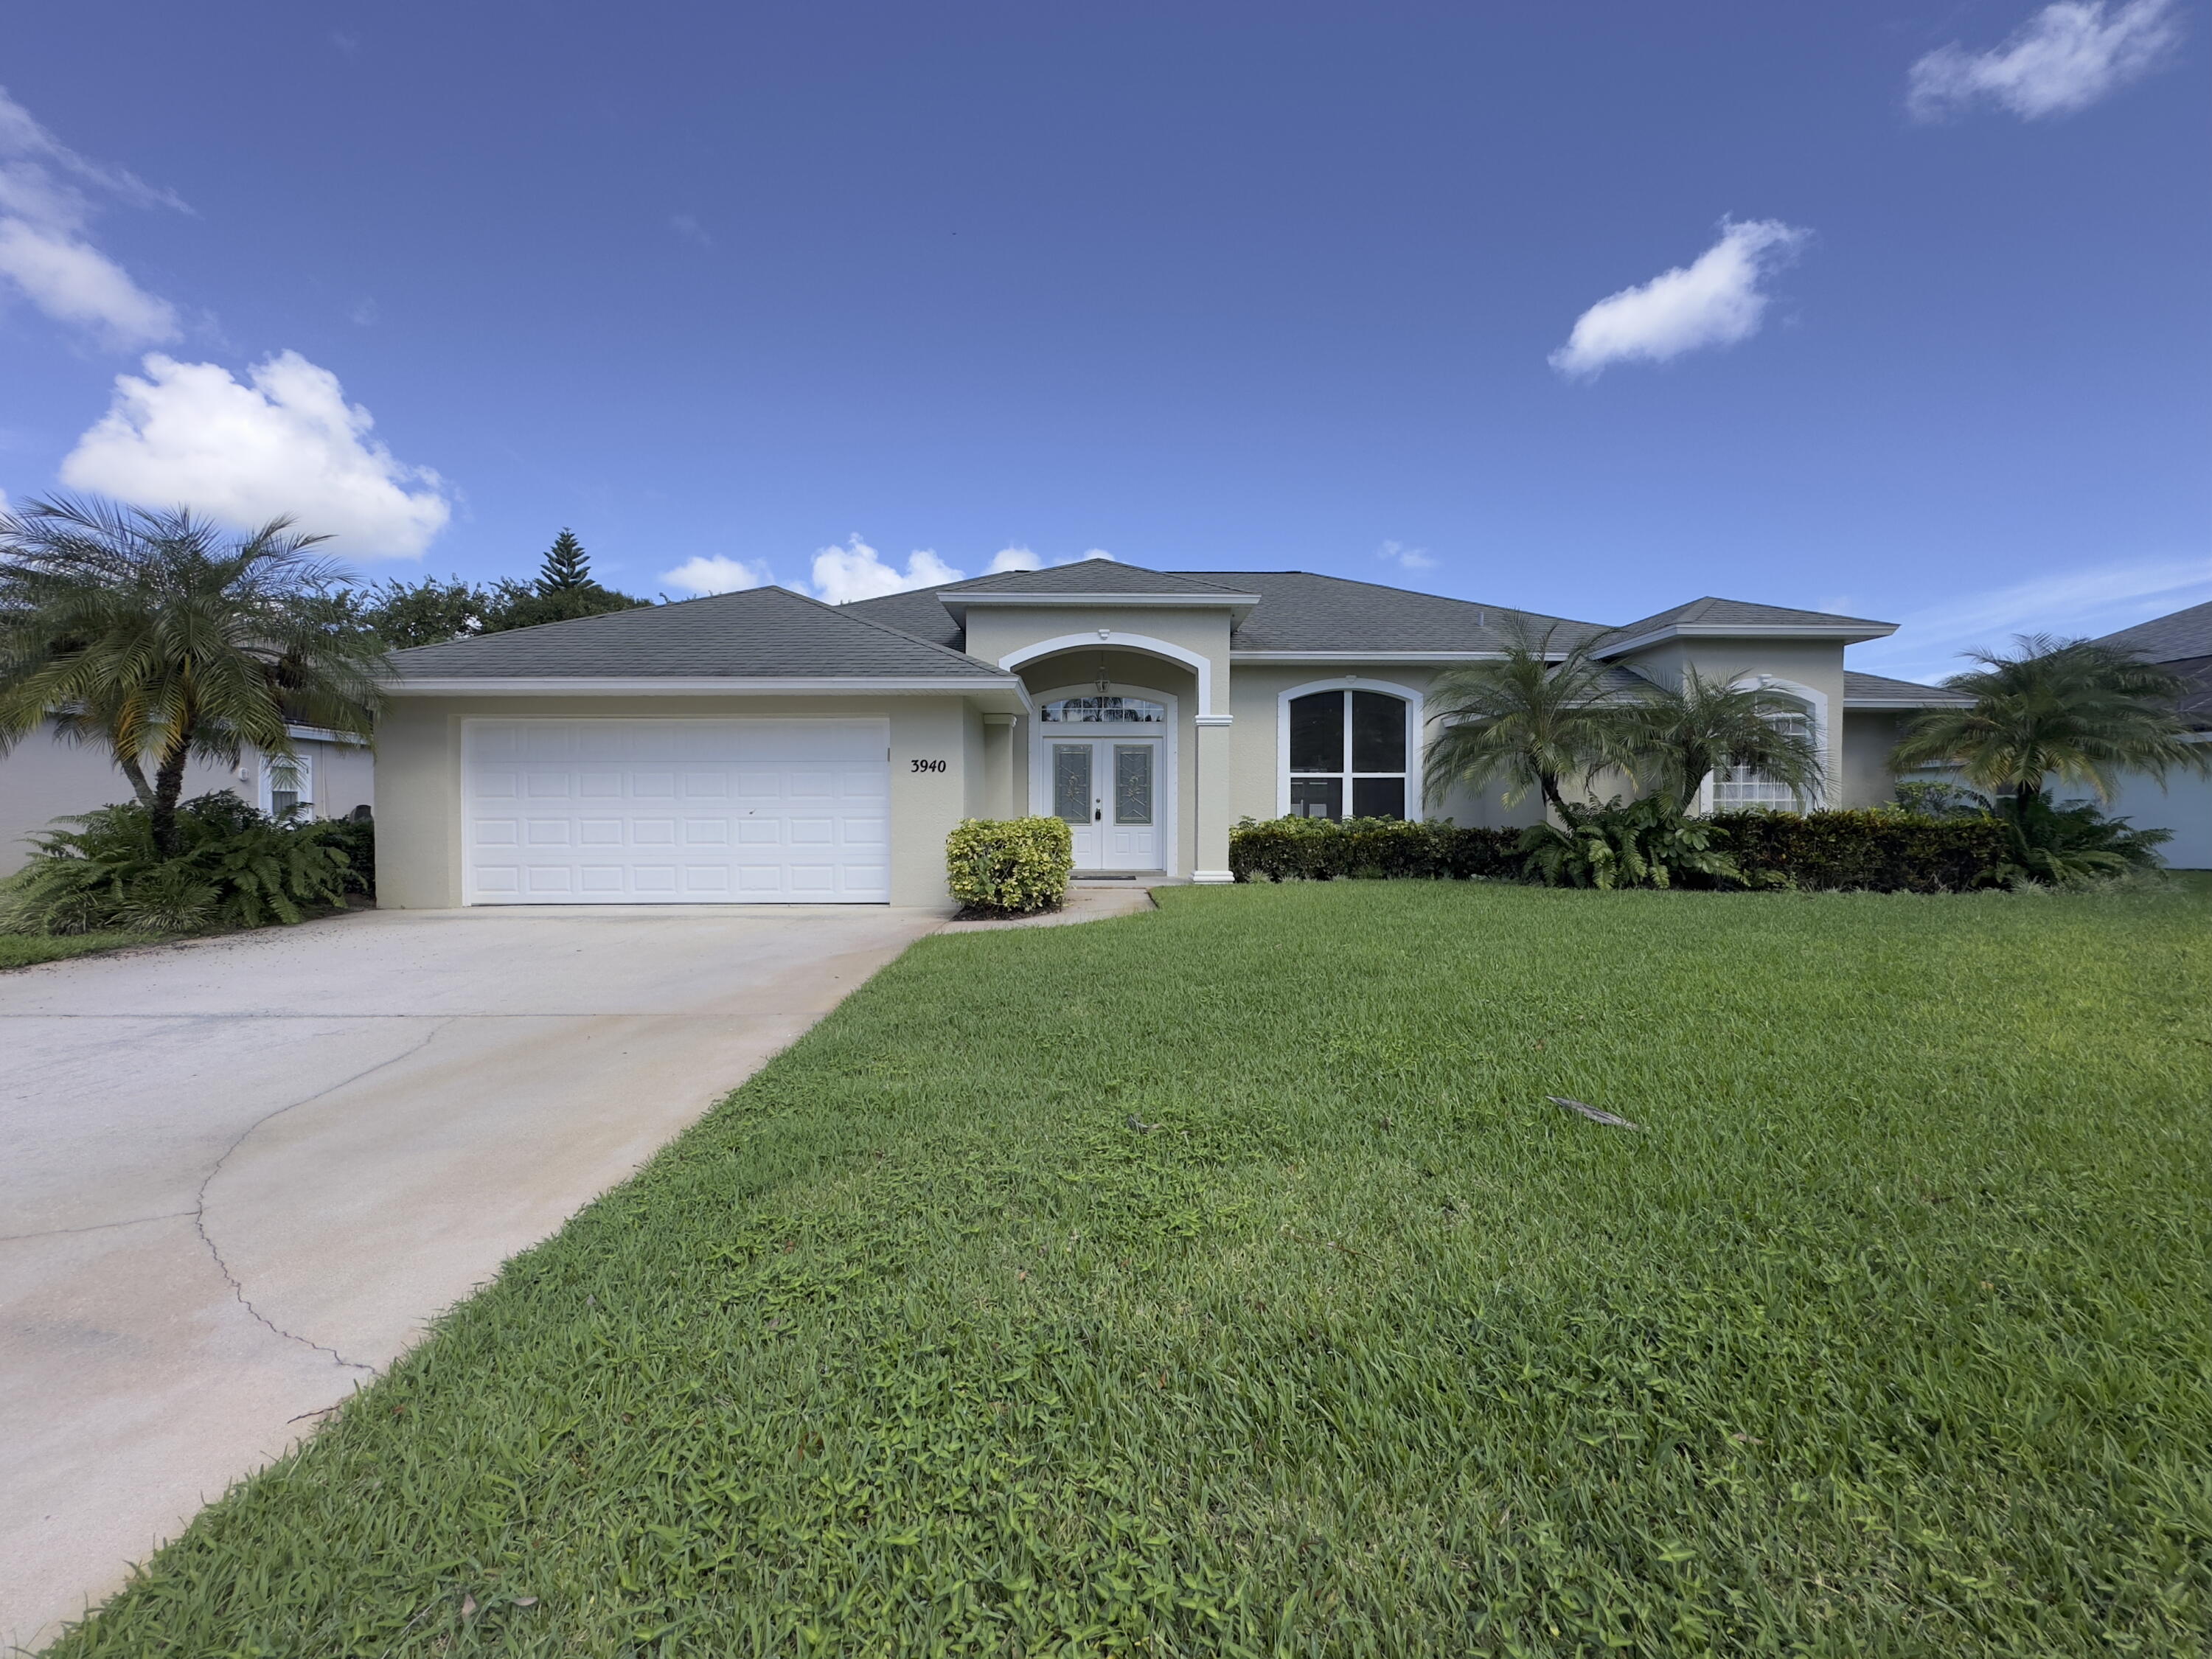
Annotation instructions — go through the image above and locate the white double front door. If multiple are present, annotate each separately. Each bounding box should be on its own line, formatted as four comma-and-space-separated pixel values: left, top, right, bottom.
1049, 737, 1162, 871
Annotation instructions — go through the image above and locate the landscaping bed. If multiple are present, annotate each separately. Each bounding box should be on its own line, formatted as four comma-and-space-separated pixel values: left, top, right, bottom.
50, 880, 2212, 1656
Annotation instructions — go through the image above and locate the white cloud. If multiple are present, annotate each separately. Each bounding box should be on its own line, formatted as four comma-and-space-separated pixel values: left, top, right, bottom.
988, 545, 1043, 573
1851, 557, 2212, 681
1377, 538, 1436, 571
60, 351, 452, 557
669, 213, 712, 247
661, 554, 771, 596
0, 87, 183, 347
808, 535, 966, 605
1079, 548, 1115, 562
1907, 0, 2181, 121
1550, 218, 1810, 380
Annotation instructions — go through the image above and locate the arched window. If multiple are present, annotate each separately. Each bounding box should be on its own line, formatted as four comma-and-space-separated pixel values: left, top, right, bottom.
1040, 695, 1166, 725
1709, 696, 1812, 810
1287, 689, 1408, 819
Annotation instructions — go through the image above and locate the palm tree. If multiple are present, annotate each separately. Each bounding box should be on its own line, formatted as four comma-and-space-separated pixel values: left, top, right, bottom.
1891, 632, 2208, 810
1624, 664, 1825, 809
0, 495, 388, 855
1424, 624, 1641, 816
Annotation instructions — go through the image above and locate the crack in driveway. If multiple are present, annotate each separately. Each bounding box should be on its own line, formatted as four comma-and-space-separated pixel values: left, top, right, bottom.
190, 1018, 459, 1373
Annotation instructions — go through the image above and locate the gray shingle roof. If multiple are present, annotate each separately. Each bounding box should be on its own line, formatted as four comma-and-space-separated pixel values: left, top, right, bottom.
1610, 597, 1896, 638
386, 584, 1009, 680
1843, 669, 1974, 706
841, 569, 1905, 659
1183, 571, 1607, 653
841, 567, 1610, 654
2089, 600, 2212, 664
939, 561, 1251, 597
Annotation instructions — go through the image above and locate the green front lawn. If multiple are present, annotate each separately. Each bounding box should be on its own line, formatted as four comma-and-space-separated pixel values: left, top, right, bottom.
0, 931, 168, 970
54, 882, 2211, 1656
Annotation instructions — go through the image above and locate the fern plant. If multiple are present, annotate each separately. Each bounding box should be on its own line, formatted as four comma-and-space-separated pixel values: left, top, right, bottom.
0, 794, 361, 936
1517, 796, 1746, 891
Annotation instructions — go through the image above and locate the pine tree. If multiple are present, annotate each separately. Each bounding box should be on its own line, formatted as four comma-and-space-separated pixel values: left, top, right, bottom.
537, 529, 590, 593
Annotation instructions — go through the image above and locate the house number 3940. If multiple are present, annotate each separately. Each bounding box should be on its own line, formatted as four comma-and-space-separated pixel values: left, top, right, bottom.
908, 758, 948, 773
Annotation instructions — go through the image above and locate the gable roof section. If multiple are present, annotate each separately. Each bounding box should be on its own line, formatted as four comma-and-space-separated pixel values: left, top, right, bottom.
1842, 669, 1973, 709
838, 568, 1608, 655
385, 584, 1013, 686
1184, 571, 1607, 654
1604, 597, 1897, 652
2089, 600, 2212, 664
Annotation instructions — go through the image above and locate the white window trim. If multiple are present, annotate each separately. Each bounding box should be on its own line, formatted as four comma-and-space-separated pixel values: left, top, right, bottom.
1028, 683, 1179, 876
1694, 675, 1829, 813
998, 632, 1217, 715
257, 747, 314, 818
1275, 677, 1426, 820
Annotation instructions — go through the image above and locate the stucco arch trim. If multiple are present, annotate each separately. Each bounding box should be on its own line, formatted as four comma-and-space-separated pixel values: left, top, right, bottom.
998, 632, 1217, 714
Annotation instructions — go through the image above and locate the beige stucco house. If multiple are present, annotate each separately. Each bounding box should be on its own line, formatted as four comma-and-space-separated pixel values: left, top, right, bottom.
369, 563, 1962, 908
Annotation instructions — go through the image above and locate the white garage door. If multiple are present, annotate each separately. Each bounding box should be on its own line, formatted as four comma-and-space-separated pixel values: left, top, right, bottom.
463, 718, 890, 904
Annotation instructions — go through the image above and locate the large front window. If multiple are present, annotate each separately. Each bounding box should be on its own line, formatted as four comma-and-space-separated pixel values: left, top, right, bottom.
1288, 689, 1408, 820
1709, 700, 1811, 810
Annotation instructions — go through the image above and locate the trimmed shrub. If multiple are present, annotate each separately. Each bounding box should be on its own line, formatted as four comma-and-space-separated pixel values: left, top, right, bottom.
1706, 810, 2007, 893
946, 816, 1073, 916
1230, 816, 1520, 883
0, 794, 372, 936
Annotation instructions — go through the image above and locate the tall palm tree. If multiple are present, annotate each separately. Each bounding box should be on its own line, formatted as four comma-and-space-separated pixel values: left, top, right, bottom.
1625, 664, 1825, 809
0, 495, 388, 855
1424, 624, 1641, 815
1891, 632, 2208, 809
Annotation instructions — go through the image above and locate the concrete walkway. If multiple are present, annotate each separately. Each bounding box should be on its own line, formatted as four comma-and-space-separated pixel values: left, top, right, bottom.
0, 904, 942, 1652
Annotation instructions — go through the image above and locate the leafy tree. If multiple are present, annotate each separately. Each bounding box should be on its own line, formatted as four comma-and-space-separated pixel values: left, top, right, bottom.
344, 574, 498, 648
1424, 624, 1641, 816
484, 574, 651, 631
1891, 633, 2208, 810
0, 495, 386, 855
538, 527, 591, 592
1624, 664, 1825, 807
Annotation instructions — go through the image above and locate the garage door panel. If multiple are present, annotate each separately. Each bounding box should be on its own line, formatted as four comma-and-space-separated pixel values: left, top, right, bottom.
465, 719, 891, 905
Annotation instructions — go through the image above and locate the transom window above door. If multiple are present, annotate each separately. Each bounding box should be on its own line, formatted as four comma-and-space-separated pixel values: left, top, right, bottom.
1288, 689, 1408, 821
1040, 695, 1166, 724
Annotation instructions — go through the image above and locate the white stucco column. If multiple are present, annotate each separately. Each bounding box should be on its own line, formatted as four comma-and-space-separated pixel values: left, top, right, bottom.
980, 713, 1015, 818
1193, 714, 1234, 882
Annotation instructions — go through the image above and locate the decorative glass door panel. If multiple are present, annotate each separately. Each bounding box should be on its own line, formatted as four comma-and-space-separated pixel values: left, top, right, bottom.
1107, 744, 1158, 867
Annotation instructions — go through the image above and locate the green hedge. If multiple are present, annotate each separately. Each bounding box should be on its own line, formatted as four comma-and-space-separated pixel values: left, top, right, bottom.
946, 816, 1074, 915
1705, 810, 2008, 894
1228, 810, 2009, 894
1229, 816, 1520, 883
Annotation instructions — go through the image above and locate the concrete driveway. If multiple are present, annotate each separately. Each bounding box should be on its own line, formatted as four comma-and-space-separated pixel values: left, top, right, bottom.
0, 903, 943, 1652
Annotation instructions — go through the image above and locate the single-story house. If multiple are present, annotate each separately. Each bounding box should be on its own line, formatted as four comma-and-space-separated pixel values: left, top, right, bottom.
2079, 601, 2211, 869
373, 563, 1967, 907
0, 722, 374, 877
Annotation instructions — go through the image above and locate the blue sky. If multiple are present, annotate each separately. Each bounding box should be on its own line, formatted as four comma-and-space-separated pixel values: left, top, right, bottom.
1, 1, 2204, 680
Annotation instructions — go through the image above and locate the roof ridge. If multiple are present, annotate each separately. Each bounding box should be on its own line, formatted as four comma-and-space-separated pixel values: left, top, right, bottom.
937, 561, 1250, 595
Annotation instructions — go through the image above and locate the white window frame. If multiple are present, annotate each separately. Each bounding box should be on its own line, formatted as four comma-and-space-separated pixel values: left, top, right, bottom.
1275, 677, 1425, 821
1695, 675, 1829, 813
257, 748, 313, 818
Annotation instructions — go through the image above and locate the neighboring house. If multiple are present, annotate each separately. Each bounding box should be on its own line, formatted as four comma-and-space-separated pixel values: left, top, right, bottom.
0, 723, 375, 877
2081, 601, 2212, 870
373, 564, 1962, 907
